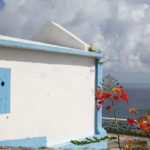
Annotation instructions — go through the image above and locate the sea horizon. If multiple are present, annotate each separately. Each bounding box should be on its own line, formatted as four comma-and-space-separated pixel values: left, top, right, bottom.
102, 83, 150, 119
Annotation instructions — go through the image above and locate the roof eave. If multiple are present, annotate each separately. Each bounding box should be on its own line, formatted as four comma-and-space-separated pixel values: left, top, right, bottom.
0, 38, 103, 58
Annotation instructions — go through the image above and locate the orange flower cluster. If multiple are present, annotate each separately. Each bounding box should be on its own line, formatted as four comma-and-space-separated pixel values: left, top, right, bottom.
95, 87, 112, 110
112, 88, 121, 94
127, 139, 132, 144
95, 88, 112, 100
113, 95, 119, 101
126, 116, 149, 132
98, 99, 104, 105
120, 89, 128, 103
124, 145, 131, 150
112, 88, 128, 103
102, 92, 112, 99
138, 119, 149, 132
125, 139, 145, 150
129, 108, 135, 113
140, 145, 144, 149
125, 143, 144, 150
96, 86, 129, 111
127, 118, 134, 125
97, 105, 100, 110
96, 87, 102, 96
105, 105, 111, 111
145, 114, 150, 121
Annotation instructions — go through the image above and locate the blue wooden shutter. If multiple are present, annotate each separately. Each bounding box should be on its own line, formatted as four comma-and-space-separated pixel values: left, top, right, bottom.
0, 68, 11, 114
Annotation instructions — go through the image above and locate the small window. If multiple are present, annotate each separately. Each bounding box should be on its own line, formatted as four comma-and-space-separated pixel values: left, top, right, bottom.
0, 68, 11, 114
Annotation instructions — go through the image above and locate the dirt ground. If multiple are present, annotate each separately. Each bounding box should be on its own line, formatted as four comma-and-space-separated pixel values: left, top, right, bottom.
108, 133, 150, 150
0, 133, 149, 150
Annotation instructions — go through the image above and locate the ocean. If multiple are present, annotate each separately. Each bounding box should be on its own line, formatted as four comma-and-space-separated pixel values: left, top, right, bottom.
102, 83, 150, 119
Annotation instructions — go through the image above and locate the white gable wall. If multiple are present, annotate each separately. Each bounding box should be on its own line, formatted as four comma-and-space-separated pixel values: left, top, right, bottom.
0, 46, 95, 146
31, 22, 89, 51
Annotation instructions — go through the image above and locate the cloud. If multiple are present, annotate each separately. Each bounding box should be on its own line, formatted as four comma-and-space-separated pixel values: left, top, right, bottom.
61, 0, 150, 74
0, 0, 52, 38
0, 0, 150, 82
0, 0, 5, 9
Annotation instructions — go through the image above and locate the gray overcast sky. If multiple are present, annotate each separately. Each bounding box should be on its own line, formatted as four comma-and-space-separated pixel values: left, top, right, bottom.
0, 0, 150, 84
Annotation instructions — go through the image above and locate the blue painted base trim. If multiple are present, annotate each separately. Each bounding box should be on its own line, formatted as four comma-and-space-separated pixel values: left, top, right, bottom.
0, 137, 47, 148
50, 129, 107, 149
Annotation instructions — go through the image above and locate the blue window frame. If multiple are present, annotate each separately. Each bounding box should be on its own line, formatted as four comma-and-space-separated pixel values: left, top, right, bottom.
0, 68, 11, 114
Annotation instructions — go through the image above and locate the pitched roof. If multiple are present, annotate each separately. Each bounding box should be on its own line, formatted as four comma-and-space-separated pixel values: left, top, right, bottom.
31, 22, 89, 51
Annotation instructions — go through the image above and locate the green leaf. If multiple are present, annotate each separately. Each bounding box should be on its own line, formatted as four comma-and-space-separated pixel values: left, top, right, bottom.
85, 138, 95, 143
103, 136, 109, 140
109, 136, 117, 140
93, 136, 100, 142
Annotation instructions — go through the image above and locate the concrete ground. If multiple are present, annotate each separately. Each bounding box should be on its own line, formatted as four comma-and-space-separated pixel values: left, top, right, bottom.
0, 133, 149, 150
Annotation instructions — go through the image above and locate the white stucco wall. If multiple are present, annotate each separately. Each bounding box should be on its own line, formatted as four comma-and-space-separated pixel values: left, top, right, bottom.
0, 46, 95, 146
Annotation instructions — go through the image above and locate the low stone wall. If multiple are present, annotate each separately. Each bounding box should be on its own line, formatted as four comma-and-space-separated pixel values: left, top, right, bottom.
102, 117, 141, 133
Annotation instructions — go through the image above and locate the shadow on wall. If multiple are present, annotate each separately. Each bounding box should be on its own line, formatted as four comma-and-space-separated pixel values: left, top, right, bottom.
0, 46, 95, 68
